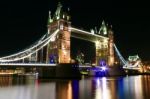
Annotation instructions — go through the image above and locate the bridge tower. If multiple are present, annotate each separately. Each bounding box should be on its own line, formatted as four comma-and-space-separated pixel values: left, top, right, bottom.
95, 21, 109, 66
108, 26, 115, 66
47, 3, 71, 64
95, 21, 115, 66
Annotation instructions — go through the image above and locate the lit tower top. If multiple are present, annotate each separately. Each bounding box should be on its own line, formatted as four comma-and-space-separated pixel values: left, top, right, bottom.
54, 2, 70, 20
98, 20, 107, 35
47, 2, 62, 24
48, 11, 53, 24
48, 2, 71, 25
53, 2, 62, 20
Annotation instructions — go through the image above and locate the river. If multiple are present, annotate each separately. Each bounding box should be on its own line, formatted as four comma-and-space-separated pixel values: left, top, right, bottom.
0, 75, 150, 99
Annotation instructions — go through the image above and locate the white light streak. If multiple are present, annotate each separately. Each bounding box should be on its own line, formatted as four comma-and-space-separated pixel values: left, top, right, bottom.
71, 27, 109, 39
0, 29, 59, 62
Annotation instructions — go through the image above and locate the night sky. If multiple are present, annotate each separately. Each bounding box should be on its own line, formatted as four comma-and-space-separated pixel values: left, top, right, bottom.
1, 0, 150, 61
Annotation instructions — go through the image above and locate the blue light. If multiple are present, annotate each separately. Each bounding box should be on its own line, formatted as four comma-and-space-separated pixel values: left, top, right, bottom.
99, 59, 107, 66
93, 66, 108, 77
101, 66, 107, 71
49, 54, 56, 63
50, 59, 54, 63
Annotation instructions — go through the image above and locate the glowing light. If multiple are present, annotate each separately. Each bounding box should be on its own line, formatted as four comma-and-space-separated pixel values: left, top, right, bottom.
0, 63, 57, 66
128, 55, 139, 62
109, 57, 114, 66
99, 59, 107, 66
101, 67, 106, 71
50, 36, 56, 42
0, 26, 113, 63
56, 16, 59, 20
103, 27, 107, 35
95, 41, 100, 47
68, 26, 71, 32
60, 24, 63, 30
63, 14, 65, 19
103, 39, 108, 44
0, 72, 16, 75
63, 50, 67, 55
114, 44, 127, 65
67, 16, 70, 20
90, 29, 94, 34
71, 27, 109, 39
96, 78, 100, 86
67, 81, 72, 99
102, 77, 111, 99
0, 29, 59, 62
95, 77, 111, 99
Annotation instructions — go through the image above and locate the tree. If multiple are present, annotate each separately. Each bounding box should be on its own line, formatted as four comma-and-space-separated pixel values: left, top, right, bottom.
76, 51, 84, 65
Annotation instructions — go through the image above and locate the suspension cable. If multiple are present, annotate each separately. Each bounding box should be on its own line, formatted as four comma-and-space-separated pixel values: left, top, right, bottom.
0, 29, 59, 62
114, 44, 127, 65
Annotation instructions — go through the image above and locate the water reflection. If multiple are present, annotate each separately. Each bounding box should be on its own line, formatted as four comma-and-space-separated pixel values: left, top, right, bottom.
79, 77, 93, 99
56, 80, 72, 99
0, 76, 13, 86
94, 77, 116, 99
0, 76, 56, 99
92, 76, 150, 99
0, 75, 150, 99
142, 75, 150, 99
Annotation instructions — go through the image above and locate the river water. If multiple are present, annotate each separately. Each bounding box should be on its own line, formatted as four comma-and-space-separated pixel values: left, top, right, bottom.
0, 75, 150, 99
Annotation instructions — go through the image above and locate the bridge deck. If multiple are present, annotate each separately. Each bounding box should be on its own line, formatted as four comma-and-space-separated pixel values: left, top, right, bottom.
0, 63, 57, 67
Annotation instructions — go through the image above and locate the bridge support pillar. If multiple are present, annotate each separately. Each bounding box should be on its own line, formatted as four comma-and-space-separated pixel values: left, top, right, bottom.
55, 63, 81, 78
37, 67, 56, 78
107, 66, 126, 76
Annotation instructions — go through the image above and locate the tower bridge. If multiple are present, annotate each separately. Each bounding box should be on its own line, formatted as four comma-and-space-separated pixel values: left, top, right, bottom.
0, 3, 142, 76
0, 3, 114, 66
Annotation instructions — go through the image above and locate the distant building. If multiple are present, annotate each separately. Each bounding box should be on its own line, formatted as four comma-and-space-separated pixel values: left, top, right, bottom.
128, 55, 140, 62
128, 55, 141, 66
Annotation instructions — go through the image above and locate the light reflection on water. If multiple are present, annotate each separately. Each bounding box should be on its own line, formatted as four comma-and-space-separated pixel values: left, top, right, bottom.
0, 75, 150, 99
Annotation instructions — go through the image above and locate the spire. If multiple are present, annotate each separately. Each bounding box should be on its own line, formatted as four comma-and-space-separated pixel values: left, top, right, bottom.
68, 7, 70, 12
99, 20, 107, 35
110, 25, 113, 29
48, 11, 53, 24
102, 20, 105, 25
53, 2, 62, 20
95, 27, 98, 34
49, 11, 51, 19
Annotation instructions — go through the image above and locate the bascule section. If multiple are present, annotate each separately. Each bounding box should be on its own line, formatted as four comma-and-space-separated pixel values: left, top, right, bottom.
47, 3, 71, 64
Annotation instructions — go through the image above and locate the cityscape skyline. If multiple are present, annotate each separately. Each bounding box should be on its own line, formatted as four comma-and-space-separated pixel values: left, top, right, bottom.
1, 0, 150, 61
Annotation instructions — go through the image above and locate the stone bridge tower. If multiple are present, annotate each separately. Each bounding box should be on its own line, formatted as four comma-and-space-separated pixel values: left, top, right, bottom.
108, 26, 115, 66
47, 3, 71, 64
95, 21, 115, 66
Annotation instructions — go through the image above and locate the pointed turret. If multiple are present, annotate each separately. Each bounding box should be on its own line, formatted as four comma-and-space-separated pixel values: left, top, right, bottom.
95, 27, 98, 34
53, 2, 62, 20
48, 11, 53, 24
47, 2, 71, 63
98, 20, 107, 35
51, 2, 70, 21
